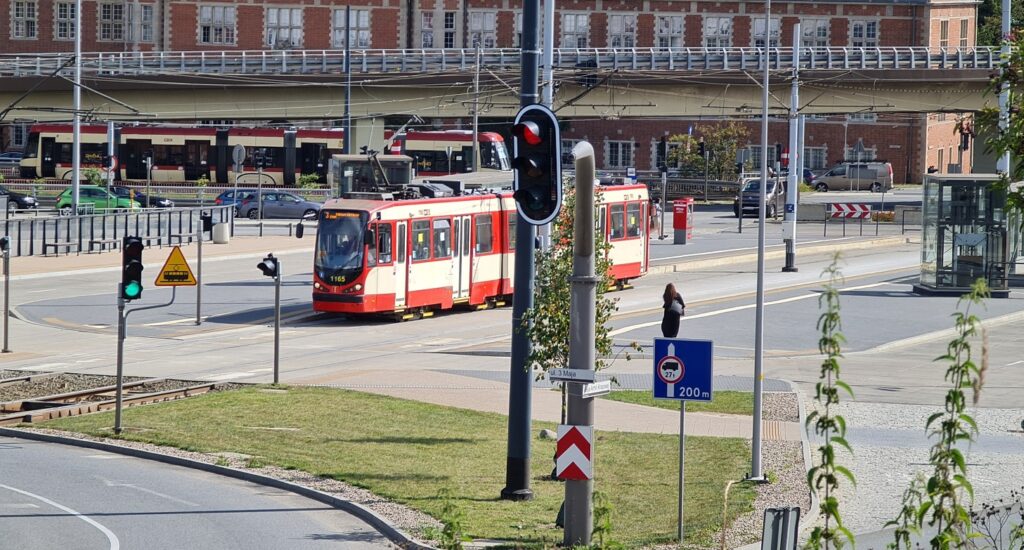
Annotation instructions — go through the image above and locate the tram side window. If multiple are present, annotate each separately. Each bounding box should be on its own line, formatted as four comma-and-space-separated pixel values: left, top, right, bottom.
412, 220, 431, 261
433, 218, 452, 258
57, 143, 106, 164
397, 224, 407, 263
475, 215, 493, 253
23, 133, 39, 159
151, 145, 185, 166
610, 204, 625, 239
507, 215, 516, 249
376, 224, 393, 264
598, 206, 607, 241
626, 203, 641, 237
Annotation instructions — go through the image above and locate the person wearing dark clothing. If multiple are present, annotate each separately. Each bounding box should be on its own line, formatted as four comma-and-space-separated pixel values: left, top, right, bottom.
661, 282, 685, 338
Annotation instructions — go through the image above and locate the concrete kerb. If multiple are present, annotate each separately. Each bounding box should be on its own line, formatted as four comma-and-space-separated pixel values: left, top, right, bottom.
0, 427, 434, 550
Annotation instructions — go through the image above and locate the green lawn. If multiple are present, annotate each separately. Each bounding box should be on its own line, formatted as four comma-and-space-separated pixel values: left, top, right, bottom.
43, 386, 757, 547
603, 389, 754, 416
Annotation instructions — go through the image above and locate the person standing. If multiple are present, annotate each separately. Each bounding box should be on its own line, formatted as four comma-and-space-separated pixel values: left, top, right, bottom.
661, 282, 685, 338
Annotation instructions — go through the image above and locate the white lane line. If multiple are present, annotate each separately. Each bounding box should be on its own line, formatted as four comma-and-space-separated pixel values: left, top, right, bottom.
17, 363, 68, 370
2, 503, 41, 509
608, 281, 891, 337
0, 483, 120, 550
654, 237, 856, 262
145, 317, 207, 326
1008, 360, 1024, 367
95, 477, 200, 507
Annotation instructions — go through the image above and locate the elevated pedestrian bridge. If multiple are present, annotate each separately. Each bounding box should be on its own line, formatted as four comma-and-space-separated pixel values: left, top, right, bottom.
0, 46, 1002, 121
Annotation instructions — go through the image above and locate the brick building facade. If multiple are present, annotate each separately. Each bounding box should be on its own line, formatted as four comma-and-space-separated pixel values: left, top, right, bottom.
1, 0, 978, 181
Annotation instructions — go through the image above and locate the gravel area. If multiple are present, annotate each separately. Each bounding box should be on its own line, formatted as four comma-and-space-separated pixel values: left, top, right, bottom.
0, 373, 245, 403
762, 391, 799, 423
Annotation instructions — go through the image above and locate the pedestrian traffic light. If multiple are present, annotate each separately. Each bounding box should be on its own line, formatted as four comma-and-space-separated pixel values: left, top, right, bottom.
121, 237, 144, 301
257, 253, 279, 278
511, 104, 561, 225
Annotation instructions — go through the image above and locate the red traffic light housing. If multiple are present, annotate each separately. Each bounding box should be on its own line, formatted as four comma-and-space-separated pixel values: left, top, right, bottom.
511, 104, 562, 225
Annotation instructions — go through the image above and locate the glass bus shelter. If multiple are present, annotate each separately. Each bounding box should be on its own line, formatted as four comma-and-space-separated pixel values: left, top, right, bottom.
913, 174, 1023, 298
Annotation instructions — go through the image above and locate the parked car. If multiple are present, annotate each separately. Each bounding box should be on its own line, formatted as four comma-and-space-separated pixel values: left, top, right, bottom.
54, 185, 140, 215
110, 186, 174, 208
0, 184, 37, 212
214, 189, 258, 214
237, 191, 322, 220
813, 161, 893, 192
0, 152, 23, 167
803, 168, 816, 186
733, 177, 787, 218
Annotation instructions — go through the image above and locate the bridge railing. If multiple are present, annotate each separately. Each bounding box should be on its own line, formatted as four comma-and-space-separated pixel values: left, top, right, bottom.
0, 46, 1002, 77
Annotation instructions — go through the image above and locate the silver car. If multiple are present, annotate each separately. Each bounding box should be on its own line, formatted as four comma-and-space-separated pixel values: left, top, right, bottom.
238, 191, 322, 220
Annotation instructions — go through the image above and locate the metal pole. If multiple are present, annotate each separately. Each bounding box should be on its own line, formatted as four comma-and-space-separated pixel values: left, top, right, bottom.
257, 167, 264, 219
702, 148, 710, 205
71, 0, 82, 214
502, 0, 540, 503
564, 141, 597, 546
343, 5, 352, 156
232, 162, 239, 234
997, 0, 1011, 174
782, 24, 800, 273
750, 0, 771, 482
542, 0, 555, 107
195, 220, 202, 325
145, 157, 152, 208
274, 260, 281, 385
107, 122, 115, 210
472, 47, 481, 172
678, 403, 687, 544
660, 170, 668, 239
2, 249, 10, 353
115, 287, 125, 434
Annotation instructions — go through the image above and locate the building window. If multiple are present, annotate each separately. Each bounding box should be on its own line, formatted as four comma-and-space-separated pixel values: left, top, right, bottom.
468, 11, 496, 48
98, 3, 125, 41
561, 13, 589, 48
608, 14, 636, 48
703, 16, 731, 48
332, 9, 370, 48
561, 139, 580, 167
606, 141, 634, 169
937, 148, 944, 172
54, 1, 75, 40
939, 20, 949, 48
199, 5, 235, 44
847, 113, 878, 122
752, 18, 780, 48
804, 147, 827, 170
266, 7, 303, 49
127, 4, 153, 42
801, 18, 829, 48
844, 145, 877, 161
421, 12, 433, 47
443, 11, 456, 49
656, 16, 683, 48
12, 124, 28, 147
12, 1, 37, 39
959, 19, 969, 48
850, 20, 878, 47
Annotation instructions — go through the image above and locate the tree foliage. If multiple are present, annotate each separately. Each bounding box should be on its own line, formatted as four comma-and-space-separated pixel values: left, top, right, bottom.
975, 30, 1024, 216
666, 121, 750, 180
976, 0, 1024, 46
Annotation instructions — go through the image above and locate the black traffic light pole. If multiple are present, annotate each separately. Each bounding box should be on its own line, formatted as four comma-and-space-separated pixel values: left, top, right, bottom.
502, 0, 541, 502
257, 254, 282, 384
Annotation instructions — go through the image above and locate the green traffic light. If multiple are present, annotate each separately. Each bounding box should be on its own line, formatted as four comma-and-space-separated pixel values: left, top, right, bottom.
124, 280, 142, 299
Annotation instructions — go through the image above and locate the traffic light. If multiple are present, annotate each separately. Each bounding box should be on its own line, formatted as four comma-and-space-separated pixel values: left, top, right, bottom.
511, 104, 562, 225
121, 237, 144, 301
961, 132, 970, 151
257, 253, 279, 278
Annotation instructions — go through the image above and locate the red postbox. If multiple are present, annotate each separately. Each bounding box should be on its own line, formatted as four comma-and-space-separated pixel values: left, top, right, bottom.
673, 197, 694, 244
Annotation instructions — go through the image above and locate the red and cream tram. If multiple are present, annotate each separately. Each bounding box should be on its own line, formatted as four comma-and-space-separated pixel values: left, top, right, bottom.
387, 130, 511, 176
311, 184, 650, 318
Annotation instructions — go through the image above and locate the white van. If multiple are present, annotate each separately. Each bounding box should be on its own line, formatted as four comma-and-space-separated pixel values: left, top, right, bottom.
813, 162, 893, 192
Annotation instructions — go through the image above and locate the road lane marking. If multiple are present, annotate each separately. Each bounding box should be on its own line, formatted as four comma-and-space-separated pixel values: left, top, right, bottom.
654, 237, 860, 262
1007, 360, 1024, 367
17, 362, 68, 370
0, 483, 120, 550
95, 477, 200, 507
608, 281, 891, 337
145, 317, 208, 326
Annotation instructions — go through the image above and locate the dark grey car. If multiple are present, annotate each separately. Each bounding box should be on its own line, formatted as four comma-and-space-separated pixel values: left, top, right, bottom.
238, 191, 321, 219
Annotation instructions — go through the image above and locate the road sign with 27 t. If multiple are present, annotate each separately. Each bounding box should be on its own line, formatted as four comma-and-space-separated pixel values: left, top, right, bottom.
652, 338, 713, 401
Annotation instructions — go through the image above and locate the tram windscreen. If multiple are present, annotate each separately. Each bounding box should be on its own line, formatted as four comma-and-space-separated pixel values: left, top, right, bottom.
316, 210, 368, 285
481, 142, 511, 171
23, 133, 39, 159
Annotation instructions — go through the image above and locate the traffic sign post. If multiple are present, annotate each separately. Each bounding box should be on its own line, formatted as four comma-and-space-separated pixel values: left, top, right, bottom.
653, 338, 714, 546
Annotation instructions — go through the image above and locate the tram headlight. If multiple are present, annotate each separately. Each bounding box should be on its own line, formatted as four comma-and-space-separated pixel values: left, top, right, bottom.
353, 284, 363, 291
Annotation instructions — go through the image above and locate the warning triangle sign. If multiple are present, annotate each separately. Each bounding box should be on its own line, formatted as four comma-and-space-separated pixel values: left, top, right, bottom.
154, 246, 197, 286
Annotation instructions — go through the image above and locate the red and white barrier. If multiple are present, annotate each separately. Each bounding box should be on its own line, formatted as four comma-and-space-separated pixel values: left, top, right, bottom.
829, 203, 871, 218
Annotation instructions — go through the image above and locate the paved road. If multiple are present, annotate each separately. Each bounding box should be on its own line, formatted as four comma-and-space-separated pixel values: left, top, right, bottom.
0, 436, 392, 549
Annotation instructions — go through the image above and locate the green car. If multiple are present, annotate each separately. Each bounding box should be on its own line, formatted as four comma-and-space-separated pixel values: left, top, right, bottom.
55, 185, 140, 216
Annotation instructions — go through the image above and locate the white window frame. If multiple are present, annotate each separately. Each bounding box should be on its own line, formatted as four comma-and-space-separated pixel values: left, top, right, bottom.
442, 11, 456, 49
804, 146, 827, 170
561, 13, 589, 49
801, 18, 829, 48
850, 20, 878, 47
515, 12, 546, 48
752, 18, 780, 48
12, 124, 28, 147
54, 1, 75, 40
127, 3, 154, 42
847, 113, 878, 122
468, 11, 496, 49
98, 2, 125, 41
845, 145, 878, 161
199, 5, 236, 45
608, 14, 636, 48
703, 16, 731, 48
561, 139, 580, 167
939, 19, 949, 48
420, 12, 434, 48
959, 19, 968, 48
656, 15, 683, 48
266, 7, 304, 49
12, 0, 38, 39
332, 8, 370, 48
605, 140, 635, 169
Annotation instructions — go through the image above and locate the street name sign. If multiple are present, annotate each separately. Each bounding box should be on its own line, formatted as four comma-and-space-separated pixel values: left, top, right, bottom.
652, 338, 713, 401
154, 246, 197, 286
548, 368, 595, 383
556, 425, 593, 480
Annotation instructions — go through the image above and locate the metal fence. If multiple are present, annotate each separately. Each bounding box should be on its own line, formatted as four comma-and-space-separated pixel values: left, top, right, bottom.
1, 205, 233, 258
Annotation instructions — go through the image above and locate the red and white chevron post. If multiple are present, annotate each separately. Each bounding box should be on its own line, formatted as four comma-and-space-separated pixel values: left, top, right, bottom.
829, 203, 872, 218
556, 425, 593, 481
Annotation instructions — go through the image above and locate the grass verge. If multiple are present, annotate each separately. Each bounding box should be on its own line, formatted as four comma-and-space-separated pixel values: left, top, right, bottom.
603, 389, 754, 416
42, 386, 756, 547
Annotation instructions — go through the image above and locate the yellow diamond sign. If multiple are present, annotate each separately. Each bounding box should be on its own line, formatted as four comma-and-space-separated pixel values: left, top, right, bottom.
154, 246, 197, 286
